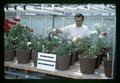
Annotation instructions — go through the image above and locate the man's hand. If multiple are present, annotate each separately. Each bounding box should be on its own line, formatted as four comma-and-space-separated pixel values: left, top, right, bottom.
72, 37, 80, 43
51, 28, 62, 36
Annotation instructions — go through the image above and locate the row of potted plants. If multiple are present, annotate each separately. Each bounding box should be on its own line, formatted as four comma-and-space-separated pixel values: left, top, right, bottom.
5, 28, 77, 69
4, 21, 114, 77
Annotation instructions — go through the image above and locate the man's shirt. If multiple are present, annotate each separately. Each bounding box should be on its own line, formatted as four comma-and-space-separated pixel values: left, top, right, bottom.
59, 24, 90, 39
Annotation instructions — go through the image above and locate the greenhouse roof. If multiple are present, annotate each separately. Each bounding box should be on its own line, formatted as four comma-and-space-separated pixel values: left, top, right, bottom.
4, 4, 115, 16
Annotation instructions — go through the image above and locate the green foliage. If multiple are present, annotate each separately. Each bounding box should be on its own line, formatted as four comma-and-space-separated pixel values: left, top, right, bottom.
54, 40, 72, 56
43, 36, 62, 54
82, 45, 99, 58
7, 24, 33, 50
9, 24, 32, 45
4, 35, 13, 49
31, 34, 43, 52
78, 36, 101, 58
31, 35, 62, 53
78, 26, 114, 59
94, 24, 115, 51
77, 38, 89, 53
70, 42, 78, 53
94, 24, 114, 60
16, 40, 28, 50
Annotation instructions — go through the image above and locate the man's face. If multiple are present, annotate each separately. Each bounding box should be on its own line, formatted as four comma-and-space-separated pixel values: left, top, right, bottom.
75, 17, 83, 27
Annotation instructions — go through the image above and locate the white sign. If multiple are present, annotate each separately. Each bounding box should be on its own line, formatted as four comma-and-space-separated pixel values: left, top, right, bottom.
37, 52, 56, 71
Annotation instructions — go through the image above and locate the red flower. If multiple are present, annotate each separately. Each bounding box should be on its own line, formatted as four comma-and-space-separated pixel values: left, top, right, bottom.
4, 19, 11, 32
101, 32, 107, 36
29, 28, 33, 32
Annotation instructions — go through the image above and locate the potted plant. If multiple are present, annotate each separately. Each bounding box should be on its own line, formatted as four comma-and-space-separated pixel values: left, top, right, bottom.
103, 42, 113, 77
93, 23, 114, 60
16, 40, 30, 64
9, 24, 33, 58
95, 24, 114, 77
7, 23, 33, 64
92, 35, 105, 69
55, 40, 72, 70
4, 34, 14, 61
103, 26, 114, 77
47, 33, 74, 69
86, 31, 106, 69
31, 34, 43, 67
78, 37, 99, 74
92, 23, 115, 76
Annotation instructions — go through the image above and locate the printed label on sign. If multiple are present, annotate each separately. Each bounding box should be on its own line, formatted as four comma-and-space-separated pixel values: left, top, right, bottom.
37, 52, 56, 71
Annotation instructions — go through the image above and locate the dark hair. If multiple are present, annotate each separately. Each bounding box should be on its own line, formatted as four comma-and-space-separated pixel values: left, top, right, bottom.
74, 13, 84, 21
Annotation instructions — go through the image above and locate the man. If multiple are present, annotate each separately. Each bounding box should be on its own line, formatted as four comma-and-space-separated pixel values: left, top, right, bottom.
52, 13, 90, 42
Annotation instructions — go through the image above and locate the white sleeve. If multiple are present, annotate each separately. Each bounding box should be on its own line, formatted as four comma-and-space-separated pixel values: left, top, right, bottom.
58, 24, 74, 39
58, 26, 69, 39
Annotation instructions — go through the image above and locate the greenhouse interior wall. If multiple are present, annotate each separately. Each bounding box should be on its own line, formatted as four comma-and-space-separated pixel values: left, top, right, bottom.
6, 13, 115, 37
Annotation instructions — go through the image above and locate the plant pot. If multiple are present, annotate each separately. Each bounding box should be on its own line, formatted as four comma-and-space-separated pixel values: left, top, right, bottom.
69, 52, 76, 66
100, 52, 106, 64
76, 50, 83, 61
32, 50, 38, 67
29, 49, 32, 60
56, 54, 70, 70
95, 53, 103, 69
13, 45, 17, 57
14, 48, 16, 57
5, 48, 14, 61
79, 56, 96, 74
101, 47, 108, 57
103, 58, 112, 77
16, 48, 30, 64
75, 51, 79, 61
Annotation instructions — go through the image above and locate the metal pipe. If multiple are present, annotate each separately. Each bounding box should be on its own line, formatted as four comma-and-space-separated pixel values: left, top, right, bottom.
111, 16, 116, 79
52, 15, 55, 28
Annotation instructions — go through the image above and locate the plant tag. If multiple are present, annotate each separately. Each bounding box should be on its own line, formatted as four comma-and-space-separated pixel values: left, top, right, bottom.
37, 52, 56, 71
